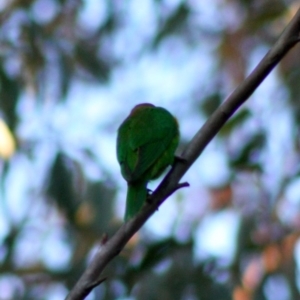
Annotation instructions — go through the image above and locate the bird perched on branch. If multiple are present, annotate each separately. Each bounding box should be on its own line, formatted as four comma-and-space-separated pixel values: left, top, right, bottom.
117, 103, 179, 221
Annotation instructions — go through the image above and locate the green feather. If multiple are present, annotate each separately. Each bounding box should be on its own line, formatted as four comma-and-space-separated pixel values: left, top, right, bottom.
125, 181, 147, 221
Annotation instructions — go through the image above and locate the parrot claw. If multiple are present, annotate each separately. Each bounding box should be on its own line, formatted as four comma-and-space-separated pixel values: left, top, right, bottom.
174, 155, 187, 163
146, 190, 153, 204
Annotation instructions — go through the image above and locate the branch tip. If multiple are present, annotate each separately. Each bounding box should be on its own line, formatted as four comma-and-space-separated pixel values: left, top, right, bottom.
87, 277, 107, 290
176, 182, 190, 190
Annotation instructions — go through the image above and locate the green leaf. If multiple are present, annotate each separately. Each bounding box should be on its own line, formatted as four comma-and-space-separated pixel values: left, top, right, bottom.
74, 43, 111, 81
153, 3, 190, 48
201, 93, 222, 117
45, 152, 81, 223
58, 53, 73, 100
230, 132, 265, 171
0, 68, 20, 131
138, 238, 178, 271
219, 109, 251, 137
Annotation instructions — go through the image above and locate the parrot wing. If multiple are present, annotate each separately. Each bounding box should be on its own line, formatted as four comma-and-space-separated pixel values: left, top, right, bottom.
117, 119, 133, 179
124, 107, 178, 182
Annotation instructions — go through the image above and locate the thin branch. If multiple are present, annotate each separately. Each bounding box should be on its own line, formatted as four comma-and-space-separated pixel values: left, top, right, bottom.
66, 7, 300, 300
86, 277, 107, 290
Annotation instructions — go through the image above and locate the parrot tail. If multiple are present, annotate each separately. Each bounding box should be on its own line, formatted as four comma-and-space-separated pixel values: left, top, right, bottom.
125, 181, 148, 221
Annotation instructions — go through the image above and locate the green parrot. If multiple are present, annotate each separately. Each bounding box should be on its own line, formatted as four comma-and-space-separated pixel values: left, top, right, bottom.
117, 103, 179, 221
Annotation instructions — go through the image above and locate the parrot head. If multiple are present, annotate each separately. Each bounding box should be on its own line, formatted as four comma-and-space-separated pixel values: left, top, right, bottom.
130, 103, 155, 116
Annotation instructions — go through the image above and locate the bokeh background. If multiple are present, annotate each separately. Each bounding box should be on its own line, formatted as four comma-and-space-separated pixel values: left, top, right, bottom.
1, 0, 300, 299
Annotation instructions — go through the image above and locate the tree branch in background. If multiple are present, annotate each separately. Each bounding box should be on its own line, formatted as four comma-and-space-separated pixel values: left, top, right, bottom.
66, 7, 300, 300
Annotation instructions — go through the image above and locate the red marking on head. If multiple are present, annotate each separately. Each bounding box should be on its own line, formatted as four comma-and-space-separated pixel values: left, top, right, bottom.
130, 103, 155, 115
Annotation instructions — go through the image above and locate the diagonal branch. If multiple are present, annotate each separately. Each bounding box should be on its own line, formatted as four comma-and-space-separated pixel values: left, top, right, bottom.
66, 7, 300, 300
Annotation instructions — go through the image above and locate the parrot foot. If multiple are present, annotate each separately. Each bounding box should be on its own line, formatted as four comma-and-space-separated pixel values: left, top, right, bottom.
146, 189, 153, 204
174, 155, 187, 163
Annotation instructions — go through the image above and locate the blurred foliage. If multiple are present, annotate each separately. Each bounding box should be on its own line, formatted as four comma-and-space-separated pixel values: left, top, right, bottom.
0, 0, 300, 300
